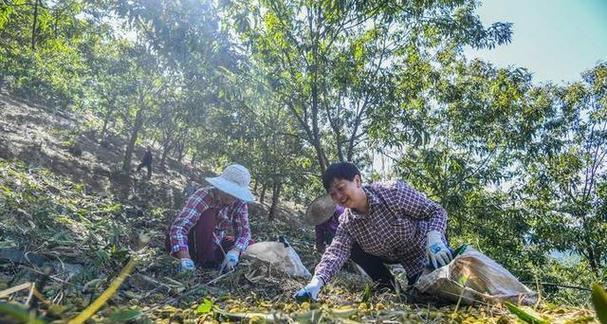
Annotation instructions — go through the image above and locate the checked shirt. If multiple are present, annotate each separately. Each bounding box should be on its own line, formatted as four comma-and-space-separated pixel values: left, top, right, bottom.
169, 187, 251, 255
314, 180, 447, 284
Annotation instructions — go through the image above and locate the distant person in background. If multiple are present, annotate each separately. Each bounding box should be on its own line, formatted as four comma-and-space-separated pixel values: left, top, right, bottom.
305, 195, 344, 254
167, 164, 255, 273
136, 146, 153, 179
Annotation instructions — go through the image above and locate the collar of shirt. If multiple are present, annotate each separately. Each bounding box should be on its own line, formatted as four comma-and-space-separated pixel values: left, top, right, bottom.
348, 185, 381, 220
203, 187, 238, 210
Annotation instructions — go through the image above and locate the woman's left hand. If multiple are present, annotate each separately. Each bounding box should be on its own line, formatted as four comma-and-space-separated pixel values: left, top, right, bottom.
426, 230, 453, 269
220, 249, 240, 273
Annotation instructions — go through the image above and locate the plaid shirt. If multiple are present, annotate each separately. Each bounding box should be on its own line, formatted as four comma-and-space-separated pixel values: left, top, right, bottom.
314, 180, 447, 284
169, 187, 251, 255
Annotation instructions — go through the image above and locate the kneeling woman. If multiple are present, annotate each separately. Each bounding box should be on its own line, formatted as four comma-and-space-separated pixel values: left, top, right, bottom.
295, 162, 452, 301
168, 164, 255, 273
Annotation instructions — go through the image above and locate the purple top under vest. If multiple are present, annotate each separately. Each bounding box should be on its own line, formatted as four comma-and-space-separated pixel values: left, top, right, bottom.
314, 206, 345, 249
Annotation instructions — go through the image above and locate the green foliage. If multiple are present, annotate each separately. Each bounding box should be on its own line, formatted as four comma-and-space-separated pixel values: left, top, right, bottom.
0, 0, 104, 107
1, 0, 605, 310
591, 283, 607, 324
108, 308, 143, 322
361, 283, 372, 303
196, 298, 213, 314
520, 63, 607, 276
221, 0, 512, 174
505, 302, 549, 324
0, 159, 137, 272
0, 302, 46, 324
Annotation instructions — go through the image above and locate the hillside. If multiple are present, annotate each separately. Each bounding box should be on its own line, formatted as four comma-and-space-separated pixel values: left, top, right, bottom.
0, 93, 600, 323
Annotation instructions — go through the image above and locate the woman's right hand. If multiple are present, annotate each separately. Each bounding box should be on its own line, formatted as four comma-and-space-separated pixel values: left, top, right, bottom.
293, 276, 324, 302
180, 258, 195, 272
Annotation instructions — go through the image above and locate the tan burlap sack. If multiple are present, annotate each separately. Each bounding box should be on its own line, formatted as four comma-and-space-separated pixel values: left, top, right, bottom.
414, 246, 536, 305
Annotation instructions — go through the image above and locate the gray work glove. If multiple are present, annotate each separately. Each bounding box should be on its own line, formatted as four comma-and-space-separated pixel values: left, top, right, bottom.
220, 249, 239, 273
294, 276, 324, 302
426, 230, 453, 269
180, 258, 195, 272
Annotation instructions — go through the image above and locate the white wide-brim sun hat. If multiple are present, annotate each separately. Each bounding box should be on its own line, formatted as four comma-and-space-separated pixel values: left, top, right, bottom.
205, 164, 255, 202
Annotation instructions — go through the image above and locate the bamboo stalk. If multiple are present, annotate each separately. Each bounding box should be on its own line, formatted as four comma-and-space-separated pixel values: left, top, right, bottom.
67, 257, 137, 324
0, 283, 32, 299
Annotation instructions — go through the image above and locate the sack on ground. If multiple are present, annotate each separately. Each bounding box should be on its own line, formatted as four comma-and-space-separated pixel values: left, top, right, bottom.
414, 245, 536, 305
243, 241, 312, 278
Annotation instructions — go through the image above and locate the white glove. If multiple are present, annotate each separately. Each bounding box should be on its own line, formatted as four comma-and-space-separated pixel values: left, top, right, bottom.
180, 258, 195, 272
426, 230, 453, 269
294, 276, 324, 302
220, 249, 239, 273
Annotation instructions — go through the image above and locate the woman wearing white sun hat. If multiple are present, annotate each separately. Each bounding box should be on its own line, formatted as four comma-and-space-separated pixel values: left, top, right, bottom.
167, 164, 255, 273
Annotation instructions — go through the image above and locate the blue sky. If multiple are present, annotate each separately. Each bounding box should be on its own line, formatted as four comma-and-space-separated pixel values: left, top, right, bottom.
464, 0, 607, 84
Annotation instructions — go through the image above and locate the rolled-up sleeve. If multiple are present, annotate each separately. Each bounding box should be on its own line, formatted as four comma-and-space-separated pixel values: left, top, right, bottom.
314, 223, 353, 284
231, 202, 251, 252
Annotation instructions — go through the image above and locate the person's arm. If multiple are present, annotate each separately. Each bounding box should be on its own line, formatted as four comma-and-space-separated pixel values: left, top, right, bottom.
313, 222, 354, 285
393, 181, 447, 233
230, 202, 251, 253
294, 223, 353, 301
169, 190, 212, 258
388, 181, 452, 267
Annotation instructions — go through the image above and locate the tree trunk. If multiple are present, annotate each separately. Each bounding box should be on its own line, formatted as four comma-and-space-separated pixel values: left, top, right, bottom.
346, 109, 365, 161
260, 183, 267, 204
310, 4, 328, 173
160, 138, 172, 170
176, 140, 185, 163
586, 246, 599, 276
100, 116, 110, 142
31, 0, 39, 50
580, 213, 601, 276
268, 182, 281, 221
583, 240, 600, 276
53, 8, 59, 37
122, 106, 145, 174
100, 99, 114, 142
170, 132, 185, 159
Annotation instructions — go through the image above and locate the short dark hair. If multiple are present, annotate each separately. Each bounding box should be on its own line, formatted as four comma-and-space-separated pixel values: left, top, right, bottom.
322, 162, 361, 191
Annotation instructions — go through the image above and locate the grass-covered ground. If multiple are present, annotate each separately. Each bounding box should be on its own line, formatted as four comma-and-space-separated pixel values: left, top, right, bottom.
0, 159, 600, 323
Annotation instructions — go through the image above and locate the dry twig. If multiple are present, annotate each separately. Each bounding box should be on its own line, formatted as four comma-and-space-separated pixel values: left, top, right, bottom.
0, 282, 32, 299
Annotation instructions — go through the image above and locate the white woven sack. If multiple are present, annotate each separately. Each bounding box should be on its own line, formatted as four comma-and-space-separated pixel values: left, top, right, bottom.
243, 241, 312, 278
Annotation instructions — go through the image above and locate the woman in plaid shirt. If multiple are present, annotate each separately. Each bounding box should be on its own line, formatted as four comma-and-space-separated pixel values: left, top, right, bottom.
295, 162, 453, 301
167, 164, 255, 273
